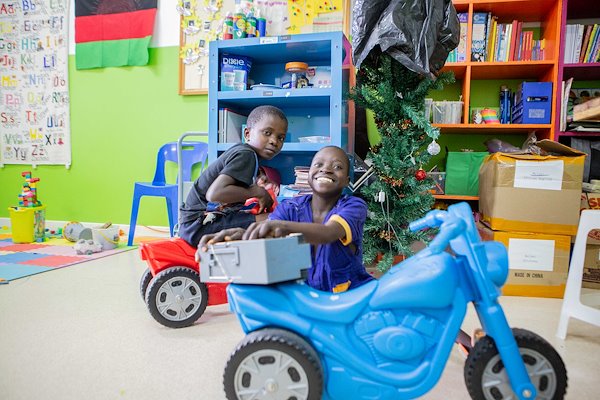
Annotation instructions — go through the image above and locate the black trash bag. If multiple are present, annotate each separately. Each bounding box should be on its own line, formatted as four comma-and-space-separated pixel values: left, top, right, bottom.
352, 0, 460, 77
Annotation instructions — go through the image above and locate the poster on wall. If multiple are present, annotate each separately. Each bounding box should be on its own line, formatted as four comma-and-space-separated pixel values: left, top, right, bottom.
179, 0, 348, 95
0, 0, 71, 167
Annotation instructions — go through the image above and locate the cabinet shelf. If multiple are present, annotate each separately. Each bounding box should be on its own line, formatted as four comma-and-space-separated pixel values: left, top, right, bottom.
470, 61, 556, 79
434, 194, 479, 201
217, 142, 330, 152
208, 32, 353, 184
562, 63, 600, 80
557, 131, 600, 137
433, 123, 551, 134
218, 89, 333, 109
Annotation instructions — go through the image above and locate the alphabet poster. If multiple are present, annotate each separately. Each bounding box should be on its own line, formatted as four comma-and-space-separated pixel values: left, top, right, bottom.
0, 0, 71, 167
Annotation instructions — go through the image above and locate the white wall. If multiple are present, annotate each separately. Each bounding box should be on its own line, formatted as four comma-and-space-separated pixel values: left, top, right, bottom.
68, 0, 180, 54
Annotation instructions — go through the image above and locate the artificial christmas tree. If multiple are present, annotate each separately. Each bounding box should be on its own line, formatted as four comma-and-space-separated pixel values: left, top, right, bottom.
351, 0, 459, 271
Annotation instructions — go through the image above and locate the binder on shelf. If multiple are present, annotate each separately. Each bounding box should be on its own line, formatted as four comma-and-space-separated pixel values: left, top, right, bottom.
218, 108, 248, 143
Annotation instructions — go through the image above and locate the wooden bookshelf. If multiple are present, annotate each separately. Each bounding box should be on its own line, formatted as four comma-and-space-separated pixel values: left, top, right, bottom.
439, 0, 562, 140
555, 0, 600, 145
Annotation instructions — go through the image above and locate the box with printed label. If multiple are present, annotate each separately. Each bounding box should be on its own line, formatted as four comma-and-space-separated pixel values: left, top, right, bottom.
511, 82, 552, 124
583, 244, 600, 289
479, 140, 585, 236
580, 192, 600, 245
220, 54, 252, 91
477, 223, 570, 298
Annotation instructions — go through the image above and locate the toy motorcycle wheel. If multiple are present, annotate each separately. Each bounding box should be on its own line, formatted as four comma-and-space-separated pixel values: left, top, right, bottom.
145, 267, 208, 328
464, 328, 567, 400
139, 268, 153, 301
223, 328, 323, 400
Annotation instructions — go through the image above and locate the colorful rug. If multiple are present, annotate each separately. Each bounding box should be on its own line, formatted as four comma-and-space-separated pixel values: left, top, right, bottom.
0, 233, 136, 283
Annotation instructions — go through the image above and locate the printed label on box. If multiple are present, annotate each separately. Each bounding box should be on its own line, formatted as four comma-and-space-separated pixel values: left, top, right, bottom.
508, 238, 555, 271
514, 160, 564, 190
220, 54, 252, 91
529, 109, 545, 119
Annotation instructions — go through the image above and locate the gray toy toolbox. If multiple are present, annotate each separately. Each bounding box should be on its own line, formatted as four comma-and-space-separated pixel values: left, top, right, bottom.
199, 234, 311, 284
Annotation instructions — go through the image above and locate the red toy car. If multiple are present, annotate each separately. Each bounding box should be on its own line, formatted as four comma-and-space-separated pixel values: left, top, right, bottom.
139, 238, 228, 328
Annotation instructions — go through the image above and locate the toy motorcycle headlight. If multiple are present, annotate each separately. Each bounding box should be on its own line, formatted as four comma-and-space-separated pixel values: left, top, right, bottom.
484, 241, 509, 287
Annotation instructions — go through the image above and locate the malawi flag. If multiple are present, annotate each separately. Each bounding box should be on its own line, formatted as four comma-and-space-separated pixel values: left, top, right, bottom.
75, 0, 158, 70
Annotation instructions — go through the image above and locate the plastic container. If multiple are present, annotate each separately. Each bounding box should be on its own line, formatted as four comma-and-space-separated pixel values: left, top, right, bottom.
424, 98, 433, 122
283, 62, 309, 89
92, 225, 120, 250
8, 205, 46, 243
432, 101, 463, 124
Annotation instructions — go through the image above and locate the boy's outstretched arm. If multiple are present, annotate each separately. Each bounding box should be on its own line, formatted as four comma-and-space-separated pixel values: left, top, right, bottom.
243, 219, 346, 245
206, 174, 273, 213
195, 227, 246, 262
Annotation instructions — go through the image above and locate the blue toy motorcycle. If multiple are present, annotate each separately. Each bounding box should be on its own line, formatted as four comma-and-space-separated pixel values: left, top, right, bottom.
216, 202, 568, 399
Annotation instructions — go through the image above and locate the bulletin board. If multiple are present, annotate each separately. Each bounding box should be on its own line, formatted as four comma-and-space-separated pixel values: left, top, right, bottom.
0, 0, 72, 167
178, 0, 351, 95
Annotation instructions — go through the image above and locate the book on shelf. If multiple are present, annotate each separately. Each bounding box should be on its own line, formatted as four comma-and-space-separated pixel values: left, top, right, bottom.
447, 12, 468, 62
218, 108, 247, 143
471, 12, 489, 62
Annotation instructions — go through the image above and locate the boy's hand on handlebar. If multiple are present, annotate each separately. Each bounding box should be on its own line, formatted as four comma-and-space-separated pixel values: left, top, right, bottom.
243, 220, 289, 240
196, 227, 246, 262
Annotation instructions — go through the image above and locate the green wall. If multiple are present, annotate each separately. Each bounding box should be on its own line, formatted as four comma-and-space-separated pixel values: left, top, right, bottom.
0, 46, 208, 227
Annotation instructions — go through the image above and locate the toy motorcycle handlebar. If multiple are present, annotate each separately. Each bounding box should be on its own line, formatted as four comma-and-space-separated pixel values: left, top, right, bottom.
408, 210, 448, 231
410, 209, 467, 255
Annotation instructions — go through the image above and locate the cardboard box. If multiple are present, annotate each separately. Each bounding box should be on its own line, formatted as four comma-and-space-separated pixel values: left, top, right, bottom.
479, 140, 585, 236
220, 54, 252, 91
477, 223, 570, 298
583, 244, 600, 289
580, 192, 600, 245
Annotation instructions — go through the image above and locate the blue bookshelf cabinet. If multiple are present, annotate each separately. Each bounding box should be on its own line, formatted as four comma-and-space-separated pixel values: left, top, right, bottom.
208, 32, 354, 185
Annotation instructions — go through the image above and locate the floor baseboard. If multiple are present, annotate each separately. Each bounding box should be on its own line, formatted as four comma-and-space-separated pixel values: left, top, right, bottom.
0, 217, 171, 239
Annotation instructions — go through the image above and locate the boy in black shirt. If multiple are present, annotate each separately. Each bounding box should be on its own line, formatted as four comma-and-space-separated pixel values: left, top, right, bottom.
178, 105, 288, 247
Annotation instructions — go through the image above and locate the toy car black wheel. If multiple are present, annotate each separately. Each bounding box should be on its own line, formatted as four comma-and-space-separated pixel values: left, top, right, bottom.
139, 268, 153, 301
145, 267, 208, 328
464, 328, 567, 400
223, 328, 323, 400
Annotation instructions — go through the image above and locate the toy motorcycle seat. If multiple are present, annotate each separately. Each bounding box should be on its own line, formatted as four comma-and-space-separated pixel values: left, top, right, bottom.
370, 252, 458, 310
284, 279, 379, 324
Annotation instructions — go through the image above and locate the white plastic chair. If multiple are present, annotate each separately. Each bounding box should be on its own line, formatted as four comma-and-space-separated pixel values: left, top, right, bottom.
557, 209, 600, 339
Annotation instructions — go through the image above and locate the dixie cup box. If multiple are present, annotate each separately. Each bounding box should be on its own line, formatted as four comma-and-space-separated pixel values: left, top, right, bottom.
220, 54, 252, 91
479, 140, 585, 236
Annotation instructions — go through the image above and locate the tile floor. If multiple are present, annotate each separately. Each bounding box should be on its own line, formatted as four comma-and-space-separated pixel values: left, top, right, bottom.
1, 249, 599, 400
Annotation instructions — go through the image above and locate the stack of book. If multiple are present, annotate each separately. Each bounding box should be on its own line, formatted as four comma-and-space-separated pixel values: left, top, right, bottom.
563, 24, 600, 64
471, 13, 545, 62
288, 166, 312, 195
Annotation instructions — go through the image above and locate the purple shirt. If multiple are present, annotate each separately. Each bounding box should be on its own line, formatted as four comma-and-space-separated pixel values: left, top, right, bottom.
269, 195, 374, 292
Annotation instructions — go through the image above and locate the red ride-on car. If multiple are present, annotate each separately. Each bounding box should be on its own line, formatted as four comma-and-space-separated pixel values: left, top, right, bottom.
139, 238, 228, 328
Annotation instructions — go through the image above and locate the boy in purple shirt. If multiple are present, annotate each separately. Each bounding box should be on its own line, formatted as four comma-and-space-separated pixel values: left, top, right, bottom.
198, 146, 373, 293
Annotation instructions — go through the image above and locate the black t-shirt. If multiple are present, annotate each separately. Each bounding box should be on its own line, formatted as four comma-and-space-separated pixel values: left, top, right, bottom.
179, 143, 258, 224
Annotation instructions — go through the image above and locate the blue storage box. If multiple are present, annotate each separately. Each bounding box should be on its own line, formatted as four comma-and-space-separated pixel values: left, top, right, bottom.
511, 82, 552, 124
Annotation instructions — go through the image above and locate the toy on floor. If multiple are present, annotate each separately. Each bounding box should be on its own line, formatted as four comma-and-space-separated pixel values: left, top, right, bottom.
204, 202, 568, 400
138, 238, 228, 328
74, 239, 103, 255
63, 221, 113, 242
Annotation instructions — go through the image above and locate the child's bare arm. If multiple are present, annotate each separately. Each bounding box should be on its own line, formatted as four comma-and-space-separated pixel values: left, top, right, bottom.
242, 220, 346, 244
206, 174, 272, 211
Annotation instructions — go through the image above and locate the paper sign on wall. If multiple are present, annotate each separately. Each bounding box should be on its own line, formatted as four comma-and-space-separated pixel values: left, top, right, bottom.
513, 160, 564, 190
508, 238, 555, 271
0, 0, 71, 167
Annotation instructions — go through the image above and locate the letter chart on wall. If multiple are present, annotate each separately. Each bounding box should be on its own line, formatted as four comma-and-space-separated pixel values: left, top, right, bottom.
0, 0, 71, 167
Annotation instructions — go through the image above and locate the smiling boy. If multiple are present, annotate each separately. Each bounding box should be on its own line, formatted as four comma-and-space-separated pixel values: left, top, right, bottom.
199, 146, 373, 293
